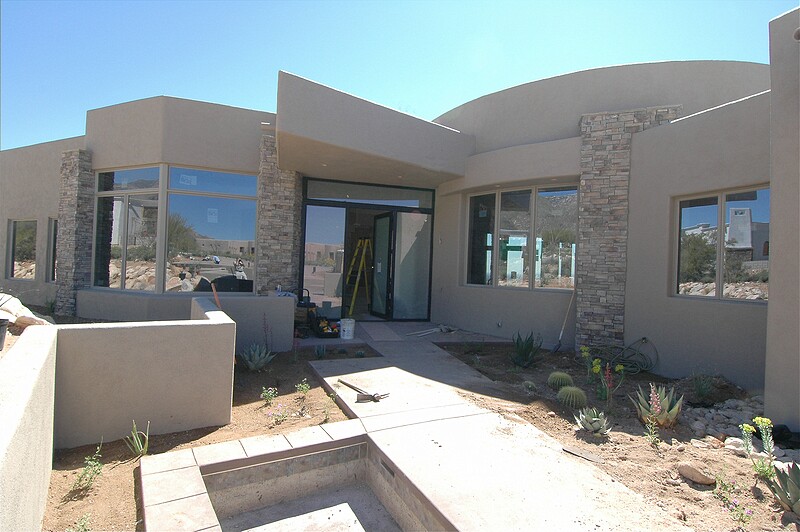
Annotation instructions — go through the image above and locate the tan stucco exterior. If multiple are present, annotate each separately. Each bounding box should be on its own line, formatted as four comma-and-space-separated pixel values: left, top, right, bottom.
764, 9, 800, 429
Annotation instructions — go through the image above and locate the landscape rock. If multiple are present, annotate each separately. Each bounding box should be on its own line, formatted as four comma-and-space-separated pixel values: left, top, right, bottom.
678, 463, 716, 485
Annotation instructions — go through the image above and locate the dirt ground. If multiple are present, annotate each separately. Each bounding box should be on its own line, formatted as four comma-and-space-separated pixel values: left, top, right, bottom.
41, 345, 379, 532
441, 342, 800, 532
13, 325, 799, 531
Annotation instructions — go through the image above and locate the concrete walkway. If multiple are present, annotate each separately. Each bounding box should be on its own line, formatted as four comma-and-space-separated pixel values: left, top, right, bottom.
308, 322, 691, 531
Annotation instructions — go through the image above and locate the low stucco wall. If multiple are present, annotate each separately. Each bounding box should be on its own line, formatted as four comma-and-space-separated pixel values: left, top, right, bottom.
0, 326, 57, 531
54, 298, 235, 448
76, 290, 294, 352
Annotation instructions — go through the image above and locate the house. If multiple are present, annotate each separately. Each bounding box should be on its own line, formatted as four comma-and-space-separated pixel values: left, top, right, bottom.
1, 9, 797, 429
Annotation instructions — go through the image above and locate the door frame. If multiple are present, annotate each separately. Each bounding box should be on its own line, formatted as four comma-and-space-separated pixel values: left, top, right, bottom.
370, 212, 394, 319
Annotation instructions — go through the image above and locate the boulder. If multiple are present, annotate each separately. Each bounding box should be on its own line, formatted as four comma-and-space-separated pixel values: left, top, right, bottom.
0, 293, 52, 328
678, 463, 716, 485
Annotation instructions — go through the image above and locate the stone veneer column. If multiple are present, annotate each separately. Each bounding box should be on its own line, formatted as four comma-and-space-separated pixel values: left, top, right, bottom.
575, 106, 681, 347
256, 131, 303, 295
55, 149, 94, 316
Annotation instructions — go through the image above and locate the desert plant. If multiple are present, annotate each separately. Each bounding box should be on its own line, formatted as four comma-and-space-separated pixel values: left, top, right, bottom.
295, 378, 311, 395
547, 371, 574, 390
260, 386, 278, 405
269, 404, 289, 425
557, 386, 587, 409
595, 362, 625, 408
764, 461, 800, 514
574, 407, 611, 436
714, 473, 755, 526
644, 416, 661, 450
237, 343, 277, 371
510, 331, 543, 368
123, 420, 149, 460
315, 345, 326, 359
740, 417, 776, 481
630, 383, 684, 428
355, 350, 366, 358
579, 345, 595, 384
692, 374, 714, 401
522, 380, 537, 394
73, 441, 103, 491
66, 514, 91, 532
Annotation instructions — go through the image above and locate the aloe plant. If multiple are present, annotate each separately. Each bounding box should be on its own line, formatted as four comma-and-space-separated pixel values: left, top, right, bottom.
237, 343, 277, 371
575, 407, 611, 436
629, 383, 684, 428
765, 461, 800, 514
510, 331, 543, 368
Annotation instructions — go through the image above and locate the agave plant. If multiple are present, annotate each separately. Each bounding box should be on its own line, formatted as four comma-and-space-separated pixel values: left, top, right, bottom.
765, 461, 800, 514
237, 343, 277, 371
629, 383, 684, 428
575, 407, 611, 436
510, 331, 543, 368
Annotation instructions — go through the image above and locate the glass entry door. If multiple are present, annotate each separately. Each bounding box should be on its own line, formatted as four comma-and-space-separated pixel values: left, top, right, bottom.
371, 213, 393, 318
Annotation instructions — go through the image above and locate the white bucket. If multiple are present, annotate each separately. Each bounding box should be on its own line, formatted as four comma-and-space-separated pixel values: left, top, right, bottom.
340, 318, 355, 340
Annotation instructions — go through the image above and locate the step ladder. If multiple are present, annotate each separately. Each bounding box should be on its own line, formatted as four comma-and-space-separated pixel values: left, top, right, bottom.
345, 238, 372, 317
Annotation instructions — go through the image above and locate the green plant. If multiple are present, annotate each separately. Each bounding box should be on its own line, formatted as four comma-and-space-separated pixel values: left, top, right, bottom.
714, 473, 754, 527
574, 407, 611, 436
355, 350, 366, 358
315, 345, 326, 359
556, 386, 587, 409
123, 420, 149, 460
644, 416, 661, 450
740, 417, 776, 481
66, 513, 91, 532
269, 404, 289, 424
260, 386, 278, 405
522, 380, 537, 394
237, 343, 277, 371
579, 345, 595, 384
547, 371, 574, 390
295, 378, 310, 395
630, 383, 684, 428
510, 331, 543, 368
322, 393, 338, 424
692, 374, 714, 401
764, 461, 800, 514
596, 362, 625, 408
73, 441, 103, 491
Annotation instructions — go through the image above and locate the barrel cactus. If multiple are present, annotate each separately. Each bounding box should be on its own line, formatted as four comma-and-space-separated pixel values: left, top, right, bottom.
557, 386, 587, 409
629, 383, 684, 428
547, 371, 574, 390
575, 407, 612, 436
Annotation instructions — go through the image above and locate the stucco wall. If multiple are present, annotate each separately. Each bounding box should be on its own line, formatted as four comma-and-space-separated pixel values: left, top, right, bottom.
429, 192, 576, 347
76, 290, 294, 351
436, 61, 770, 154
87, 96, 274, 173
626, 91, 771, 390
54, 298, 235, 448
764, 9, 800, 429
0, 326, 57, 532
0, 137, 85, 306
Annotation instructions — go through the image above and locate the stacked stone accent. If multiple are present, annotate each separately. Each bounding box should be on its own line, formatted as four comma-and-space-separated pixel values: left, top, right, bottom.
55, 149, 95, 316
575, 106, 681, 347
256, 133, 302, 295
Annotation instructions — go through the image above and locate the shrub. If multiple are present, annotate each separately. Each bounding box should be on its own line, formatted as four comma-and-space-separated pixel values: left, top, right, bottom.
547, 371, 574, 390
510, 331, 543, 368
557, 386, 587, 409
295, 378, 311, 395
260, 386, 278, 405
73, 441, 103, 491
237, 343, 277, 371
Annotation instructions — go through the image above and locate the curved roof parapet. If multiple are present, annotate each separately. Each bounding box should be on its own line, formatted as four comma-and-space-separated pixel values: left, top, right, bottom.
276, 71, 475, 188
434, 60, 770, 154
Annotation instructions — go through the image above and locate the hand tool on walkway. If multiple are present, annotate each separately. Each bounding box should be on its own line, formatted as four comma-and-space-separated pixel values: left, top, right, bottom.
406, 324, 459, 337
337, 379, 389, 402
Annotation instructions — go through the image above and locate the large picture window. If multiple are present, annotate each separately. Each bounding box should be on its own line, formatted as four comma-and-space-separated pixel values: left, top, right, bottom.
8, 220, 37, 279
677, 187, 769, 300
467, 185, 577, 290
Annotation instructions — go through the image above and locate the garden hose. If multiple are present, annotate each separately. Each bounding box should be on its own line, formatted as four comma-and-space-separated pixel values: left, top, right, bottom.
575, 337, 659, 374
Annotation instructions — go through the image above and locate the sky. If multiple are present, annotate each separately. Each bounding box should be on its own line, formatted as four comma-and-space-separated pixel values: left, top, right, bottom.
1, 0, 796, 151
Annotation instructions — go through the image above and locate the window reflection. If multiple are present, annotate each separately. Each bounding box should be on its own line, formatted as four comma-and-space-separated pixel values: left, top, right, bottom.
535, 187, 577, 288
10, 220, 37, 279
169, 167, 257, 196
498, 191, 530, 287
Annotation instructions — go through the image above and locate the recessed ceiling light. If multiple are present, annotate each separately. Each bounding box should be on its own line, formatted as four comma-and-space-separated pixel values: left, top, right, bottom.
321, 162, 328, 167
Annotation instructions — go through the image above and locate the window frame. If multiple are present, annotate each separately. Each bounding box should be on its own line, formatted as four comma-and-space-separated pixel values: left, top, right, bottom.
674, 184, 770, 303
465, 183, 578, 291
47, 218, 58, 283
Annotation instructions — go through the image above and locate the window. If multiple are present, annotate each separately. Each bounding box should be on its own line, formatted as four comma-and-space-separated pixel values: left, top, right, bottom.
165, 167, 257, 292
677, 187, 769, 300
47, 218, 58, 282
8, 220, 37, 279
94, 168, 160, 290
467, 185, 577, 289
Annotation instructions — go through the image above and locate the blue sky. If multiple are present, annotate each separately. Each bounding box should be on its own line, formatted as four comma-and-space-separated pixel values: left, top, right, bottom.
1, 0, 796, 150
